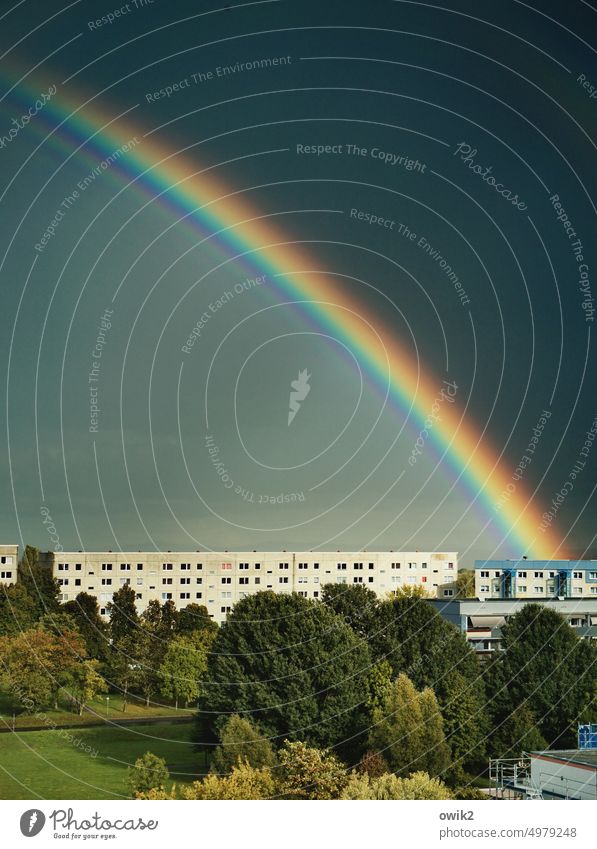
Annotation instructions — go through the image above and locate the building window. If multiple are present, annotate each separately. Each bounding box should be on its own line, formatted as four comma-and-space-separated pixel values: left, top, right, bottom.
421, 576, 427, 583
221, 577, 231, 585
279, 576, 289, 584
162, 563, 173, 571
120, 578, 130, 586
589, 572, 597, 580
255, 577, 261, 585
480, 585, 489, 592
196, 577, 203, 584
518, 571, 527, 578
136, 593, 142, 600
162, 577, 173, 585
337, 577, 347, 584
101, 578, 112, 586
58, 578, 68, 586
534, 571, 543, 578
180, 577, 190, 585
181, 563, 191, 570
573, 571, 583, 579
447, 562, 454, 569
254, 563, 261, 569
279, 563, 289, 569
313, 563, 319, 569
353, 576, 363, 583
221, 563, 232, 570
480, 571, 489, 578
298, 591, 307, 597
298, 563, 308, 569
75, 564, 81, 571
354, 563, 363, 570
196, 563, 203, 569
180, 592, 190, 599
220, 606, 231, 614
518, 585, 527, 592
391, 563, 401, 569
313, 591, 319, 598
239, 563, 249, 570
161, 593, 172, 600
421, 562, 427, 569
137, 577, 143, 586
137, 563, 143, 570
534, 586, 544, 593
101, 564, 112, 571
590, 587, 597, 594
195, 592, 203, 599
120, 564, 131, 571
239, 576, 249, 585
337, 563, 347, 570
443, 589, 454, 597
368, 577, 374, 583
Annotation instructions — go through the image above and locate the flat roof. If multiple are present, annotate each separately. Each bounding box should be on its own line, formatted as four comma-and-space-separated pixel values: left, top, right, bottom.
475, 559, 597, 570
531, 749, 597, 769
428, 598, 597, 613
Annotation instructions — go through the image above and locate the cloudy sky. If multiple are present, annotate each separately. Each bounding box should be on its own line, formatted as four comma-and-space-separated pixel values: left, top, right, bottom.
1, 0, 596, 567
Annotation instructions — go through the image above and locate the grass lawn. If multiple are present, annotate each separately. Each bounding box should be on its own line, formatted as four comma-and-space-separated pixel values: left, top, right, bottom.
0, 689, 194, 729
0, 721, 208, 800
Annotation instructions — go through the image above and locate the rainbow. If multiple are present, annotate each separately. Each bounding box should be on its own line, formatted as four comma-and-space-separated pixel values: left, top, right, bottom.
1, 67, 564, 558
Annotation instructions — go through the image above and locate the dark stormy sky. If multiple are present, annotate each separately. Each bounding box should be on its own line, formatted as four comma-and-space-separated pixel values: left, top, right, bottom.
0, 0, 596, 567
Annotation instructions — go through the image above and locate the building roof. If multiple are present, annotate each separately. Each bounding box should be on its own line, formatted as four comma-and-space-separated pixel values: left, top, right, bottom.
474, 559, 597, 571
531, 750, 597, 769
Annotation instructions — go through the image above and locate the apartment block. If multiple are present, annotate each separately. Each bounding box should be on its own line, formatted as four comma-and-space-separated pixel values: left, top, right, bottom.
39, 550, 458, 624
429, 597, 597, 657
0, 544, 18, 585
475, 559, 597, 600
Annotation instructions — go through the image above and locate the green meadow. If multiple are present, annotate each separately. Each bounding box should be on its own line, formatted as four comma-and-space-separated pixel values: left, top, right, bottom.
0, 720, 207, 799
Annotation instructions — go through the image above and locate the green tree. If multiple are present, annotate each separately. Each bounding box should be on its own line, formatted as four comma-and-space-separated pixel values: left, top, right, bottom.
176, 603, 218, 639
386, 595, 482, 694
0, 627, 85, 711
18, 545, 60, 618
341, 770, 454, 800
182, 761, 275, 800
128, 752, 170, 798
418, 686, 451, 777
368, 673, 424, 776
158, 634, 210, 709
277, 740, 347, 799
66, 659, 108, 715
320, 584, 398, 669
0, 583, 38, 636
486, 604, 597, 746
454, 570, 475, 598
106, 634, 141, 711
63, 593, 109, 661
365, 660, 393, 712
199, 593, 372, 756
436, 671, 488, 784
136, 600, 180, 707
489, 701, 547, 759
210, 714, 277, 775
107, 584, 139, 644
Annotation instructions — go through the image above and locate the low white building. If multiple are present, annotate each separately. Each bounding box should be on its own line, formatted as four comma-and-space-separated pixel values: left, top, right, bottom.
0, 544, 18, 585
38, 549, 458, 624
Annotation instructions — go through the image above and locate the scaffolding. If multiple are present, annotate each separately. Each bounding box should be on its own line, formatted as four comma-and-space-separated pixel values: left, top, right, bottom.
489, 757, 543, 799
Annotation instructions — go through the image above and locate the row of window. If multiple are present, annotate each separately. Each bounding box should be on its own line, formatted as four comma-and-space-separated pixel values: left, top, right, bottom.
480, 569, 596, 580
0, 571, 13, 579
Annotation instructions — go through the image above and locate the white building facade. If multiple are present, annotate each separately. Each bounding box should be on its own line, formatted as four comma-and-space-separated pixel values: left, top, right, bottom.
475, 559, 597, 600
39, 549, 458, 624
0, 544, 18, 585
